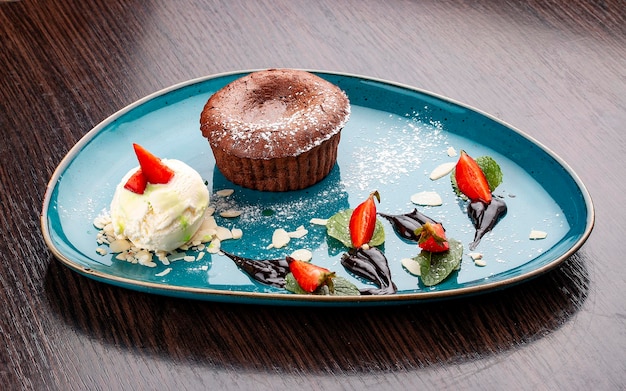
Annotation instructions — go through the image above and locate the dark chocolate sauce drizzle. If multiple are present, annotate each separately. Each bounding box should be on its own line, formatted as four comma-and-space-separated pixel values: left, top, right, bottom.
341, 246, 397, 295
467, 197, 508, 250
221, 251, 290, 288
378, 209, 440, 242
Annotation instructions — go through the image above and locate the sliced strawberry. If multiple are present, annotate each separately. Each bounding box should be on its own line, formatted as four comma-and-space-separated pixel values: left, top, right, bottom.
455, 150, 492, 204
123, 168, 147, 194
287, 257, 335, 293
349, 190, 380, 248
132, 143, 174, 184
415, 222, 449, 253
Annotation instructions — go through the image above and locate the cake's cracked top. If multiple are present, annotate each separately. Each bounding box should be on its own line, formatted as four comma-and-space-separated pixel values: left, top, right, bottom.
200, 69, 350, 160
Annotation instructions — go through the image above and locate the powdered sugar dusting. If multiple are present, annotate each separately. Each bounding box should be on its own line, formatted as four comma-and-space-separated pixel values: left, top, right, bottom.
343, 111, 446, 191
214, 91, 349, 159
202, 69, 350, 159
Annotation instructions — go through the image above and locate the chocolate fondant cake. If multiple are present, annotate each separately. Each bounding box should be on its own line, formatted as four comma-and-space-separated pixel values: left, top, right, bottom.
200, 69, 350, 191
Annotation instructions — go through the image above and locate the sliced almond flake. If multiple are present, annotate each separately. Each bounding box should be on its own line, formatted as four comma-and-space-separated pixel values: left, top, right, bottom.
468, 252, 483, 260
220, 209, 242, 218
135, 250, 152, 264
207, 239, 221, 254
95, 248, 108, 256
272, 228, 290, 248
168, 252, 187, 262
183, 255, 195, 262
529, 230, 548, 240
109, 239, 131, 253
401, 258, 421, 276
410, 191, 443, 206
197, 252, 205, 260
116, 252, 128, 261
288, 227, 308, 239
429, 162, 456, 180
143, 261, 157, 268
310, 218, 328, 226
155, 268, 172, 277
474, 259, 487, 267
103, 223, 115, 236
447, 146, 458, 157
231, 228, 243, 240
207, 215, 218, 227
215, 226, 233, 241
290, 249, 313, 262
216, 189, 235, 197
206, 206, 216, 216
93, 215, 110, 229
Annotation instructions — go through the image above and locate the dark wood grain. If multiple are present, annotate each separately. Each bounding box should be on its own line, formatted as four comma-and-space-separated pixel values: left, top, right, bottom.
1, 0, 624, 389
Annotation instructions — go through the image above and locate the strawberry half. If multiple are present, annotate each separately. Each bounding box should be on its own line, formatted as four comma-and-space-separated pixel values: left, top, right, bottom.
455, 150, 492, 204
349, 190, 380, 248
415, 222, 449, 253
287, 257, 335, 293
123, 168, 148, 194
132, 143, 174, 185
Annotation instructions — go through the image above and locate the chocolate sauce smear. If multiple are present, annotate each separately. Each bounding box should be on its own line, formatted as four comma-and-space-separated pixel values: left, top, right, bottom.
222, 251, 290, 288
341, 246, 397, 295
467, 198, 508, 250
378, 209, 440, 242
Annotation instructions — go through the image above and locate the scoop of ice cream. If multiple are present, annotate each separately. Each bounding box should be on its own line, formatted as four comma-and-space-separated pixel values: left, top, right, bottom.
110, 159, 209, 252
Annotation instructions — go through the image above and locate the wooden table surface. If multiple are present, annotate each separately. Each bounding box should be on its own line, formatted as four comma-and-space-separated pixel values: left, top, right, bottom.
1, 0, 624, 389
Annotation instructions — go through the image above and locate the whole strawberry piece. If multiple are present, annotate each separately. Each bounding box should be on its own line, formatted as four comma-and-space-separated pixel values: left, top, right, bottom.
123, 168, 148, 194
349, 190, 380, 248
287, 257, 335, 293
415, 222, 449, 253
455, 150, 492, 204
132, 143, 174, 185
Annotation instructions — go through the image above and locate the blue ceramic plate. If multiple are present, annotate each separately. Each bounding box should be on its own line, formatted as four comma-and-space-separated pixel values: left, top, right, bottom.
41, 70, 594, 306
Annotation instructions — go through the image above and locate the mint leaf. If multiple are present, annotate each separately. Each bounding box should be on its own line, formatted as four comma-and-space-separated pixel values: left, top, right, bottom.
326, 209, 385, 248
285, 273, 308, 294
331, 276, 361, 296
284, 273, 360, 296
476, 156, 503, 191
450, 155, 503, 196
416, 238, 463, 286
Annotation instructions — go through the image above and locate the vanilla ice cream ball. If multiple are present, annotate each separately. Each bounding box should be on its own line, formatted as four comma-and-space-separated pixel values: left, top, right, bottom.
110, 159, 210, 252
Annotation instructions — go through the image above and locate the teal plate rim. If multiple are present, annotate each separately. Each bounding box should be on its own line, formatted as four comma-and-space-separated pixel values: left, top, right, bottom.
40, 69, 595, 306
